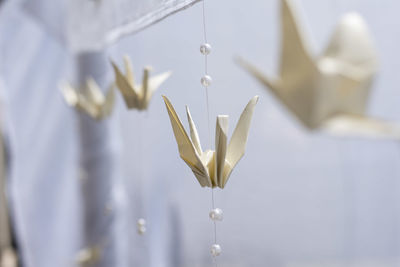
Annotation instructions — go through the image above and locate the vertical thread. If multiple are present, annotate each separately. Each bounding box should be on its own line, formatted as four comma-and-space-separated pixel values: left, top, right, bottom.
212, 188, 217, 243
202, 0, 208, 44
202, 0, 212, 150
205, 88, 212, 149
201, 1, 218, 266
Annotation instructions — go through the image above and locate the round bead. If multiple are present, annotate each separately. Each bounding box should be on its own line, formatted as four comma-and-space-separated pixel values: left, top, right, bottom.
201, 75, 212, 87
137, 218, 146, 227
137, 226, 146, 235
200, 43, 212, 55
137, 218, 147, 235
209, 208, 223, 222
210, 244, 222, 257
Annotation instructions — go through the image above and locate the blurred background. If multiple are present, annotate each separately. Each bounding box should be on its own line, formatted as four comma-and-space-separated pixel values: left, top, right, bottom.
1, 0, 400, 267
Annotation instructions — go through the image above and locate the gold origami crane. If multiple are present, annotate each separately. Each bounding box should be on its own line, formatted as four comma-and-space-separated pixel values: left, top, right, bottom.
61, 78, 115, 120
111, 56, 171, 111
238, 0, 400, 139
163, 95, 258, 189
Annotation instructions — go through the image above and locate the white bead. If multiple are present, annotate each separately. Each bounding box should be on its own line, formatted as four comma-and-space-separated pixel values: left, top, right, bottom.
137, 226, 146, 235
137, 218, 146, 227
201, 75, 212, 87
210, 244, 222, 257
200, 43, 212, 55
137, 218, 147, 235
209, 208, 223, 221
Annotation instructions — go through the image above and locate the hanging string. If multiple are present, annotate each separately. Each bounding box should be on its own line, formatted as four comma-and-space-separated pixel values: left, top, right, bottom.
202, 0, 212, 150
211, 188, 218, 267
211, 189, 217, 243
136, 113, 147, 235
200, 1, 221, 266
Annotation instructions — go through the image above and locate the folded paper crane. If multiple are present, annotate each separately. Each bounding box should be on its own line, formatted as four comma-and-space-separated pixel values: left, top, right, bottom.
238, 0, 400, 139
75, 246, 100, 267
111, 56, 171, 111
163, 95, 258, 188
61, 78, 115, 120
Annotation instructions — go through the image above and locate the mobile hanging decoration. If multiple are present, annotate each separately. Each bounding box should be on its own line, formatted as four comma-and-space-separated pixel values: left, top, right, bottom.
111, 55, 171, 235
163, 0, 258, 263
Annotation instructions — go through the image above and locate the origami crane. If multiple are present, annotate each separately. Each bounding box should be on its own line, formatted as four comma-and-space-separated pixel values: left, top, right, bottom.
61, 78, 115, 120
0, 130, 18, 267
163, 95, 258, 188
111, 56, 171, 111
238, 0, 400, 139
75, 246, 101, 267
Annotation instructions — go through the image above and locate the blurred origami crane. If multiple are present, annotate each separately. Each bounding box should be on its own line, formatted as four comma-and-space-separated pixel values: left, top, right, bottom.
163, 95, 258, 189
238, 0, 400, 139
111, 56, 171, 111
61, 78, 115, 120
75, 246, 101, 267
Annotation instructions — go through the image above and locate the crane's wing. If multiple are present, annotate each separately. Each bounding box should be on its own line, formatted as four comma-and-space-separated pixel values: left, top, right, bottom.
123, 55, 135, 86
237, 57, 316, 128
163, 96, 212, 187
146, 71, 172, 103
186, 106, 203, 155
215, 115, 228, 188
86, 77, 105, 105
322, 114, 400, 140
279, 0, 315, 83
141, 68, 150, 109
111, 60, 140, 109
223, 96, 259, 187
60, 82, 80, 107
102, 85, 115, 118
236, 57, 277, 91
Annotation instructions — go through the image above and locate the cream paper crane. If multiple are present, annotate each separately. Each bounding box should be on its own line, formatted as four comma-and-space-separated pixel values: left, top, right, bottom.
0, 130, 18, 267
111, 56, 171, 111
238, 0, 400, 139
163, 95, 258, 189
61, 78, 115, 120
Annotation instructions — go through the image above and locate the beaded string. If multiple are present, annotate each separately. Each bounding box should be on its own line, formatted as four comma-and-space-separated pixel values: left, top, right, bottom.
199, 0, 223, 265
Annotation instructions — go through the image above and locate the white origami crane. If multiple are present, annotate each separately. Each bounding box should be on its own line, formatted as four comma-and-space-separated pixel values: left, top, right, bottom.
163, 95, 258, 188
238, 0, 400, 139
61, 78, 115, 120
111, 56, 171, 111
